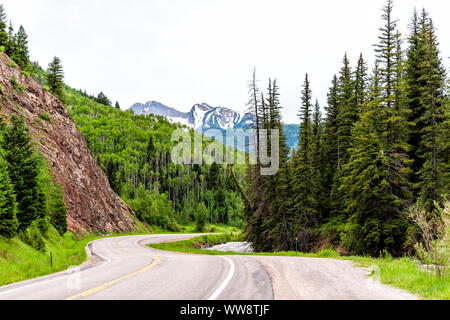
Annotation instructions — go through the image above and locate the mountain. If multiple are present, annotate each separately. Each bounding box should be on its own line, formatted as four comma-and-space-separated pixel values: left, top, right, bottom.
130, 101, 299, 149
130, 101, 254, 130
0, 53, 137, 234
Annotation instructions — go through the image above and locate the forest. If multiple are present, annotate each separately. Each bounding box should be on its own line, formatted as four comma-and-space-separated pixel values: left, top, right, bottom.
244, 0, 449, 258
0, 0, 448, 264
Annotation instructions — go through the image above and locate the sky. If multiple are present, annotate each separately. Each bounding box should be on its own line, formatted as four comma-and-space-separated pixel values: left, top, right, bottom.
3, 0, 450, 123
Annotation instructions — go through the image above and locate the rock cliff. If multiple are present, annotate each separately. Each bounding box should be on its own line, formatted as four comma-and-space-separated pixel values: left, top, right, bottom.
0, 53, 137, 234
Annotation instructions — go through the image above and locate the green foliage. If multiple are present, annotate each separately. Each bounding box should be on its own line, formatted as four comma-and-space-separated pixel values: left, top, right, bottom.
39, 112, 50, 121
408, 201, 449, 276
126, 184, 179, 231
195, 202, 208, 232
45, 56, 64, 100
27, 220, 45, 252
243, 1, 448, 258
0, 149, 18, 238
1, 115, 45, 231
9, 76, 23, 93
61, 85, 244, 231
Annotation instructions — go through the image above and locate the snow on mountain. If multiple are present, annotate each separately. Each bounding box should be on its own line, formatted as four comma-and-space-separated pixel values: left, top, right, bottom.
129, 101, 255, 131
129, 101, 299, 150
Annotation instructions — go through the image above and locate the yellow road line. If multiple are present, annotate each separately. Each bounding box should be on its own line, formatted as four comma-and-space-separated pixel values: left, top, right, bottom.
65, 239, 161, 300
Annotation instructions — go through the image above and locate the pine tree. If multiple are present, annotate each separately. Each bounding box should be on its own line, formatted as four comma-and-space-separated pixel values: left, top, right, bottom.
335, 53, 357, 168
14, 25, 30, 72
415, 16, 447, 209
49, 185, 68, 235
375, 0, 397, 115
263, 79, 292, 251
292, 74, 316, 244
354, 53, 368, 111
321, 75, 340, 220
115, 101, 121, 109
340, 103, 408, 256
406, 9, 427, 190
106, 157, 119, 193
2, 115, 45, 231
0, 148, 18, 239
311, 100, 325, 222
46, 56, 65, 100
0, 5, 8, 48
95, 92, 111, 106
5, 21, 15, 58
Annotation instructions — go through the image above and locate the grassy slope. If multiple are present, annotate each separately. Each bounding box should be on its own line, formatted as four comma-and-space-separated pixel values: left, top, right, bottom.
149, 234, 450, 300
0, 222, 241, 287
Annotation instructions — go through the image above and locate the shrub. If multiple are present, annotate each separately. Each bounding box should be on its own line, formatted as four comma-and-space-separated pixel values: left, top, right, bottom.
9, 76, 24, 93
195, 202, 208, 232
407, 200, 449, 276
28, 221, 46, 252
39, 112, 50, 121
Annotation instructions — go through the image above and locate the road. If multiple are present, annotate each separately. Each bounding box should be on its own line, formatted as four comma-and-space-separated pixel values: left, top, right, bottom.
0, 234, 417, 300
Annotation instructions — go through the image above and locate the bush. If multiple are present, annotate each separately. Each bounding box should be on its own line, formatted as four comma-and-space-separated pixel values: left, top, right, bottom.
195, 202, 208, 232
28, 221, 46, 252
9, 76, 24, 93
20, 221, 46, 252
407, 200, 449, 276
39, 112, 50, 121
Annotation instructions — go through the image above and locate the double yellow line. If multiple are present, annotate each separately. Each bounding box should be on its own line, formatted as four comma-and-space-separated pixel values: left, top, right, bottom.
65, 240, 161, 300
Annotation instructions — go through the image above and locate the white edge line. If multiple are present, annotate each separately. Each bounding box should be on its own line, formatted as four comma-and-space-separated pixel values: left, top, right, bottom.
208, 257, 235, 300
0, 240, 111, 296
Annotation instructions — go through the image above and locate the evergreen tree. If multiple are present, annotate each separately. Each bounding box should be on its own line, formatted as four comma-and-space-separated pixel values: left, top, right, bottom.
2, 115, 45, 231
14, 25, 30, 72
5, 21, 15, 58
49, 185, 68, 235
335, 53, 357, 168
292, 74, 316, 242
46, 56, 64, 100
263, 79, 292, 251
321, 75, 340, 220
311, 100, 325, 222
95, 92, 112, 106
0, 149, 18, 239
0, 5, 8, 48
354, 53, 368, 111
115, 101, 121, 109
105, 157, 119, 193
415, 16, 447, 209
340, 103, 408, 256
406, 9, 428, 191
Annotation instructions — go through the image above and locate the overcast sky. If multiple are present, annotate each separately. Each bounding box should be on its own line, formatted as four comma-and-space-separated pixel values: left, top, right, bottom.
3, 0, 449, 122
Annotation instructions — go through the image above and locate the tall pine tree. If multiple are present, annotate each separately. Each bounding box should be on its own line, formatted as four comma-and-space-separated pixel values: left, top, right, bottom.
2, 115, 46, 231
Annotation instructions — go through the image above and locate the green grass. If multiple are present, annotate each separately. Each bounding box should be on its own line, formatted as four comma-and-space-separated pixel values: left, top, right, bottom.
350, 256, 449, 300
149, 234, 450, 300
0, 225, 97, 286
0, 220, 241, 287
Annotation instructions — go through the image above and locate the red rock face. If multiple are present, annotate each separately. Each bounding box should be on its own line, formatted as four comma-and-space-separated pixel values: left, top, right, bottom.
0, 53, 137, 234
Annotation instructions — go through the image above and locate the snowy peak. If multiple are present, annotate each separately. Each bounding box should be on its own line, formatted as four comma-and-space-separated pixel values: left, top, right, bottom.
129, 101, 255, 131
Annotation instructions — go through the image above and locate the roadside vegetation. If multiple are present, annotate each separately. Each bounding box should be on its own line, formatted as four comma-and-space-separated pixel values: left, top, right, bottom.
149, 233, 449, 300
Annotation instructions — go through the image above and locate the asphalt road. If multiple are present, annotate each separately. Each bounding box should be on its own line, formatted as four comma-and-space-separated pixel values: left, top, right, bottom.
0, 234, 417, 300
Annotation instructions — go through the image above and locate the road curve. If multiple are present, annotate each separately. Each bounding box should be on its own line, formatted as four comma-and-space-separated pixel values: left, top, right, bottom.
0, 234, 417, 300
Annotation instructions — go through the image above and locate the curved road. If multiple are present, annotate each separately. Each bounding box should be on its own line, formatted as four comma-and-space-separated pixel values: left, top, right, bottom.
0, 234, 417, 300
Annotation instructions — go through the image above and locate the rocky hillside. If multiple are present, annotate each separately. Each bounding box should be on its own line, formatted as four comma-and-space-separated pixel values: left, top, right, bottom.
0, 53, 137, 234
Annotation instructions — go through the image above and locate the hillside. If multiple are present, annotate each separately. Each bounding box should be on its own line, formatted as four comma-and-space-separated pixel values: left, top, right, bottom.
62, 87, 245, 231
0, 53, 137, 234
